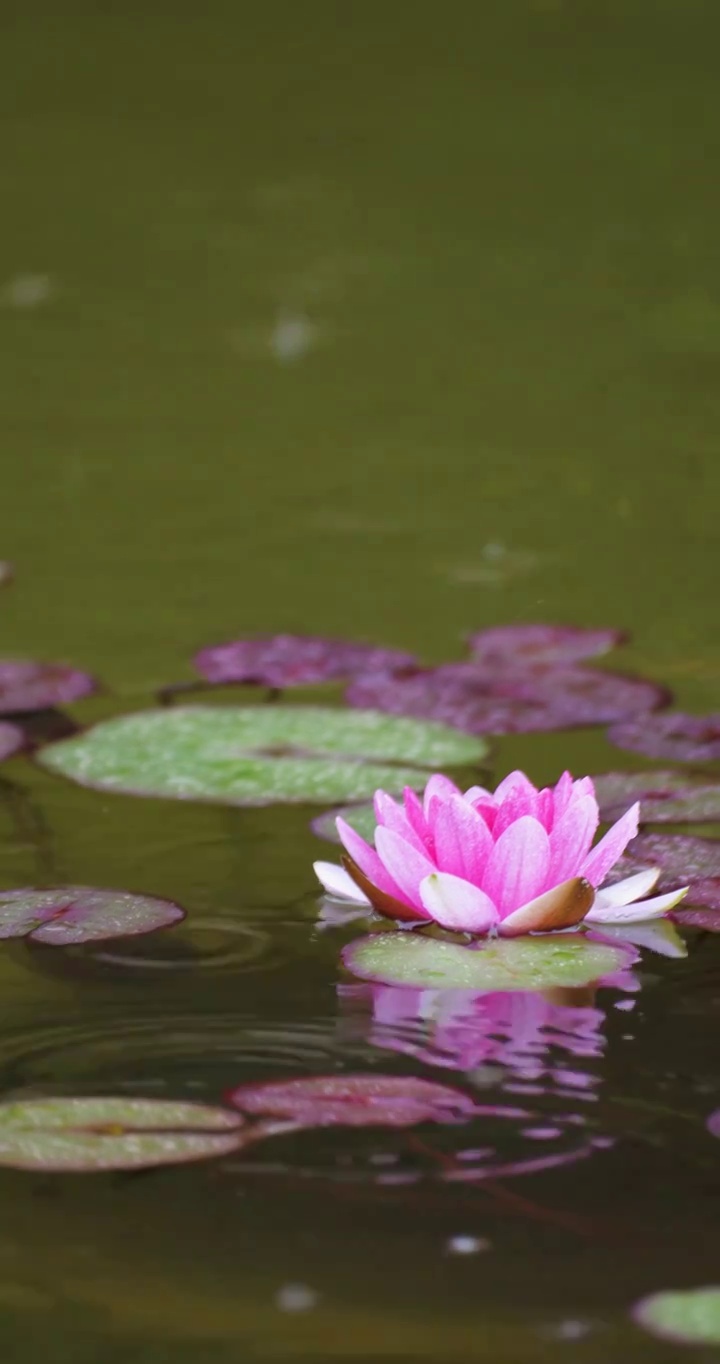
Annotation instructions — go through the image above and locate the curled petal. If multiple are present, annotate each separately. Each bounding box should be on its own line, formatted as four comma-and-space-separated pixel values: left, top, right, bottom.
580, 803, 640, 888
586, 886, 689, 924
594, 867, 661, 907
341, 855, 426, 923
336, 818, 409, 904
314, 861, 370, 904
419, 872, 498, 934
499, 877, 595, 936
374, 827, 436, 911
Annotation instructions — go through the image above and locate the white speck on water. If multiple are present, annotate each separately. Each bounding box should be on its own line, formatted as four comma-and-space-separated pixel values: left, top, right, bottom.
1, 274, 54, 308
269, 313, 319, 362
445, 1235, 491, 1256
275, 1283, 319, 1313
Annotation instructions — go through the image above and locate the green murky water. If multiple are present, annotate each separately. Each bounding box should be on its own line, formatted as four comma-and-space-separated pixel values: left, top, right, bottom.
0, 3, 719, 1358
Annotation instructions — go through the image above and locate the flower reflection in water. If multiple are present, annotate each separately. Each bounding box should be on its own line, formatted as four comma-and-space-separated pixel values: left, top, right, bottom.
337, 975, 637, 1181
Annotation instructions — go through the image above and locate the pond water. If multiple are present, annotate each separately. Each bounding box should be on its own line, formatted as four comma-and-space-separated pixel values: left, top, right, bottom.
1, 2, 719, 1359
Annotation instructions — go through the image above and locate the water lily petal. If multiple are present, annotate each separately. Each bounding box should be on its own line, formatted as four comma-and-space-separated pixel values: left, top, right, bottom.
492, 782, 540, 838
492, 771, 539, 806
422, 774, 461, 819
580, 803, 640, 888
341, 855, 427, 922
403, 787, 431, 846
313, 861, 370, 904
336, 818, 408, 903
419, 872, 498, 933
547, 795, 599, 886
433, 794, 493, 882
586, 886, 688, 923
499, 877, 595, 936
374, 826, 436, 909
484, 816, 551, 914
373, 790, 427, 854
552, 771, 575, 821
594, 867, 661, 907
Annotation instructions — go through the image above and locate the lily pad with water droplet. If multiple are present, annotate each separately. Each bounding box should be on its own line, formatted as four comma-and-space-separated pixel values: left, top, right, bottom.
609, 711, 720, 763
228, 1074, 478, 1127
595, 771, 720, 823
342, 933, 633, 992
0, 659, 97, 714
0, 721, 24, 762
194, 634, 417, 688
467, 623, 625, 668
633, 1287, 720, 1346
0, 886, 184, 943
38, 706, 487, 806
0, 1097, 246, 1171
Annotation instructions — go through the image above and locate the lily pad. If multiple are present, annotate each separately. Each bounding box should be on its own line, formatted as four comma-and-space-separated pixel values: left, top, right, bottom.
0, 1097, 245, 1171
347, 663, 665, 735
0, 721, 24, 762
342, 933, 633, 992
0, 659, 97, 714
193, 634, 417, 688
37, 706, 487, 806
609, 711, 720, 763
674, 905, 720, 930
467, 624, 625, 668
633, 1287, 720, 1346
594, 771, 720, 823
0, 886, 184, 944
311, 802, 376, 845
228, 1074, 478, 1127
627, 834, 720, 884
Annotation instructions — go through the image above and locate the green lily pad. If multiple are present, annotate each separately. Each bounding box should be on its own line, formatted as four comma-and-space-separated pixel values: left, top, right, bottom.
633, 1287, 720, 1345
311, 801, 377, 844
342, 932, 632, 992
0, 1097, 247, 1172
37, 706, 487, 806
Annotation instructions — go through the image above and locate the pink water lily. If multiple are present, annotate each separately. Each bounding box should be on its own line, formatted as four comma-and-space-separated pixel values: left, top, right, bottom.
314, 770, 689, 936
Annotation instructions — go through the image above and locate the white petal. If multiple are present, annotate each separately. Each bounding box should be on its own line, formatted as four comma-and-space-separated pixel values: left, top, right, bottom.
313, 861, 371, 905
595, 920, 688, 959
595, 867, 660, 908
586, 886, 689, 924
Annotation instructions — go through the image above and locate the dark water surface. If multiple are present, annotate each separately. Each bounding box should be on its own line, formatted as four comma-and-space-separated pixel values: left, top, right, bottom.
0, 3, 719, 1359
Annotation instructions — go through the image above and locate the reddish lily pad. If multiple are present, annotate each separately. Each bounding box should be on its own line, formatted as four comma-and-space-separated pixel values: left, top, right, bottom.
674, 905, 720, 931
467, 624, 625, 668
0, 886, 184, 944
594, 771, 720, 823
608, 711, 720, 763
194, 635, 417, 688
228, 1074, 478, 1127
347, 663, 665, 735
0, 659, 97, 714
627, 833, 720, 884
0, 1097, 246, 1172
633, 1287, 720, 1346
0, 721, 24, 762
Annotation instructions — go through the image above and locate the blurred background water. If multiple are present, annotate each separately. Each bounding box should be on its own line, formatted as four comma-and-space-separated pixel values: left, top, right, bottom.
0, 3, 718, 1359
